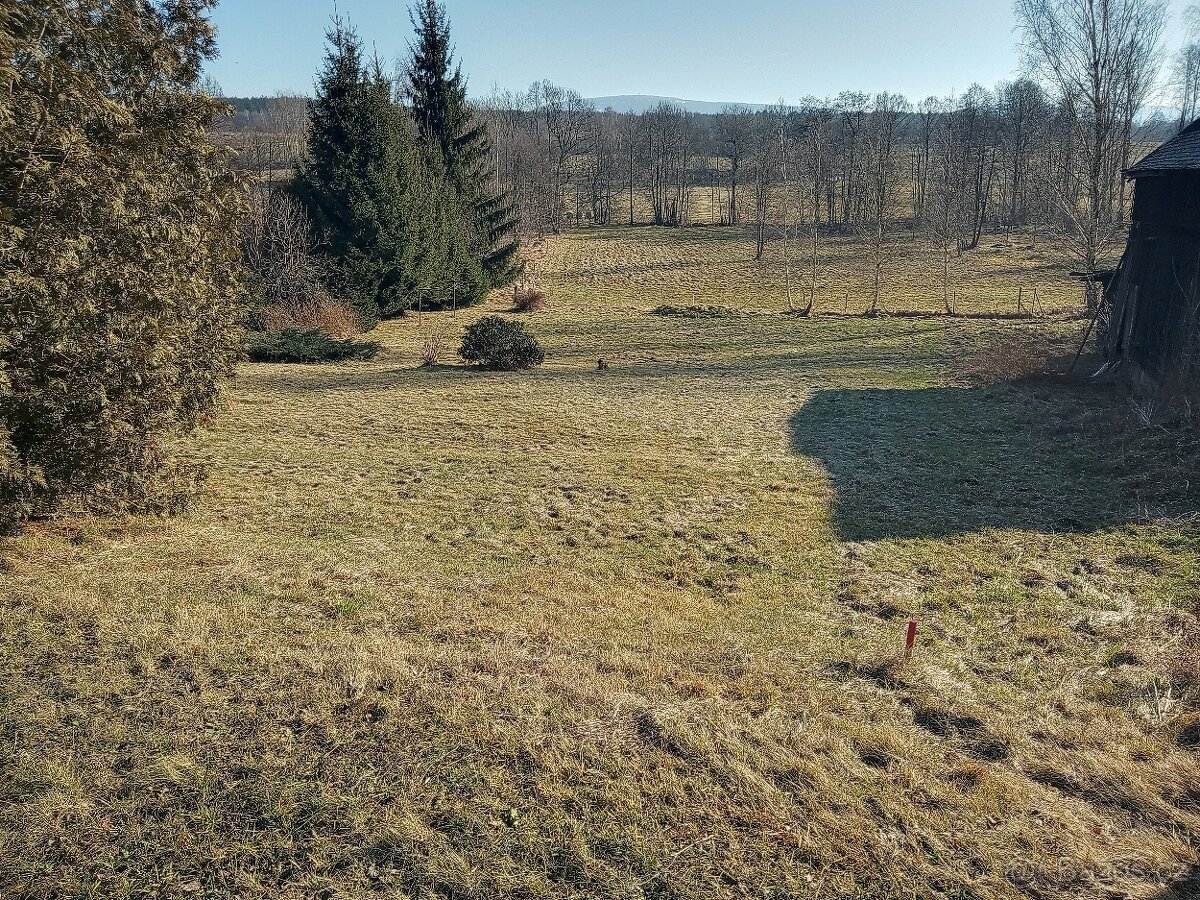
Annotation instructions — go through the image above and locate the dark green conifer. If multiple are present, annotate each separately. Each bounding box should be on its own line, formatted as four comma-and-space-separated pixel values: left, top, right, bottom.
293, 21, 483, 319
294, 23, 412, 322
407, 0, 521, 287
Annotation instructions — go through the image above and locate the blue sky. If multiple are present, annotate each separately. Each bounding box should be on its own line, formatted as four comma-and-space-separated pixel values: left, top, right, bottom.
206, 0, 1195, 103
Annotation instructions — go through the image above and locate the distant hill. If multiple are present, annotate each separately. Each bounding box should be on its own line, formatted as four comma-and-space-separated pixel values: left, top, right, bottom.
587, 95, 770, 115
223, 93, 769, 117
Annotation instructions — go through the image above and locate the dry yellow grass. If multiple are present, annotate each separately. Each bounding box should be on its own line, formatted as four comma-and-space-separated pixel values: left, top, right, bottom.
552, 224, 1081, 317
257, 297, 364, 338
1, 227, 1198, 899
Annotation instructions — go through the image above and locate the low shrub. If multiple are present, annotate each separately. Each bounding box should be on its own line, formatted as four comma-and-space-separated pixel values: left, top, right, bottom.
248, 328, 381, 364
242, 189, 358, 334
512, 287, 546, 313
954, 329, 1062, 385
458, 316, 545, 371
652, 304, 738, 318
419, 321, 452, 367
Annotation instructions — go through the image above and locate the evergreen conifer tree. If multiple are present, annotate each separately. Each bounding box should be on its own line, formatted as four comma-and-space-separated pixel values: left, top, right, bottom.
293, 20, 484, 320
407, 0, 521, 287
1, 0, 248, 527
293, 22, 418, 323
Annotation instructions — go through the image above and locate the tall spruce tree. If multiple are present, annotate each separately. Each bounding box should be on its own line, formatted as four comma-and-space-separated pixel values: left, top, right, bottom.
407, 0, 521, 287
293, 20, 484, 322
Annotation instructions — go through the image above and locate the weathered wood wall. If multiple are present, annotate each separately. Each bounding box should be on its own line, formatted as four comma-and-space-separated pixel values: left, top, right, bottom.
1106, 172, 1200, 379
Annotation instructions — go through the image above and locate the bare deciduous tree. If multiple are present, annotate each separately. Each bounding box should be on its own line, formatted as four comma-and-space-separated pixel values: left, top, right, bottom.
479, 88, 557, 237
912, 96, 940, 220
797, 104, 831, 314
644, 103, 692, 227
535, 81, 594, 231
718, 107, 752, 225
586, 110, 619, 224
996, 79, 1051, 229
861, 93, 908, 314
1172, 5, 1200, 129
241, 188, 361, 336
748, 109, 781, 259
928, 97, 965, 312
1016, 0, 1167, 311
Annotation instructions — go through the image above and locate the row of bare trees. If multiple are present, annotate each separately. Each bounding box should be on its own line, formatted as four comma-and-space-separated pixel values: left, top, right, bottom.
465, 0, 1180, 312
476, 81, 1161, 302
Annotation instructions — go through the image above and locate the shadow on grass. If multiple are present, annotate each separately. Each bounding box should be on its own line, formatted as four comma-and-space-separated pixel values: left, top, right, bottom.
789, 386, 1127, 541
244, 321, 958, 397
1156, 865, 1200, 899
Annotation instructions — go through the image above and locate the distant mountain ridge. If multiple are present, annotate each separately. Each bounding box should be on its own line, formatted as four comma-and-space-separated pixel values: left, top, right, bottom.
587, 94, 771, 115
220, 94, 771, 117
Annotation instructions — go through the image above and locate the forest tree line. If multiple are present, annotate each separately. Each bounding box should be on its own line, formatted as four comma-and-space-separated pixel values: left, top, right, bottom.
227, 83, 1168, 238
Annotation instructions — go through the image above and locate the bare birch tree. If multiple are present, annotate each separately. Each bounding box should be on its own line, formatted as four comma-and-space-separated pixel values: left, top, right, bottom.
749, 110, 781, 259
862, 93, 908, 315
928, 97, 965, 312
1016, 0, 1167, 311
1173, 5, 1200, 129
718, 107, 752, 225
776, 105, 800, 311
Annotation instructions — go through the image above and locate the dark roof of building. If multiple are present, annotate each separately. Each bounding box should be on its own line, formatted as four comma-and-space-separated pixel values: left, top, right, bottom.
1127, 118, 1200, 177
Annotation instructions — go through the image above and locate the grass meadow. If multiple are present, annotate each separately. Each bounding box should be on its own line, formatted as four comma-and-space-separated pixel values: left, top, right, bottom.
2, 226, 1199, 899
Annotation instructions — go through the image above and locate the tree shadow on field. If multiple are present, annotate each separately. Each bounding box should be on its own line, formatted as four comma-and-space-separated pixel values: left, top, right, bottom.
789, 386, 1128, 541
1154, 865, 1200, 899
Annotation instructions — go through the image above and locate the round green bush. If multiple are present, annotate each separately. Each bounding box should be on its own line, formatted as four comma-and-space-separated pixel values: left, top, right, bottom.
458, 316, 545, 371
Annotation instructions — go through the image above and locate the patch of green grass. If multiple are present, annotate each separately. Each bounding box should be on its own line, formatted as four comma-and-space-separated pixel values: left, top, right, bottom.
1, 227, 1198, 899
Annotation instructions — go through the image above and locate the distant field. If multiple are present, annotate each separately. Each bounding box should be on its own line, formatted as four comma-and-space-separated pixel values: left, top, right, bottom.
548, 224, 1083, 316
2, 228, 1198, 899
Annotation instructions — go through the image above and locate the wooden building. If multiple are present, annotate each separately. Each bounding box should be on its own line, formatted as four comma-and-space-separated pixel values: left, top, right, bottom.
1104, 119, 1200, 380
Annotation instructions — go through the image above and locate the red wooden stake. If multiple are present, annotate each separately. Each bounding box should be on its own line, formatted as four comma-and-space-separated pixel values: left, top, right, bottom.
904, 619, 918, 659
